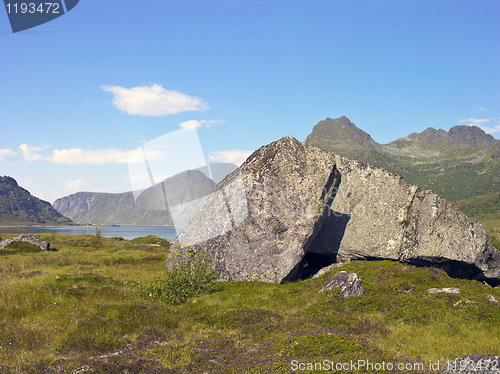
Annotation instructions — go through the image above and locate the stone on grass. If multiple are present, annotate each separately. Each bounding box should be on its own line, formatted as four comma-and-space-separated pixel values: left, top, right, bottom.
0, 234, 50, 251
320, 271, 364, 299
425, 287, 460, 295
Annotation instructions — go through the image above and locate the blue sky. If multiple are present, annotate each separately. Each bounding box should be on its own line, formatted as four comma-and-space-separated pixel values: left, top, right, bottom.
0, 0, 499, 202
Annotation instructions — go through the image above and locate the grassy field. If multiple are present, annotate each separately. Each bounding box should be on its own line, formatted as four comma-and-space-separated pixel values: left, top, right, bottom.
0, 233, 498, 373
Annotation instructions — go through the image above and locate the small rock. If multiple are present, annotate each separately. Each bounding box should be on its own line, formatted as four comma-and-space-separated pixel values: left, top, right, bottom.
425, 287, 460, 295
71, 365, 95, 374
485, 294, 498, 304
320, 271, 364, 299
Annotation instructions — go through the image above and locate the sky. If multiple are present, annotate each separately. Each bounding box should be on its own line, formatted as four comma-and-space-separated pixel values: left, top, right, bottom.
0, 0, 499, 203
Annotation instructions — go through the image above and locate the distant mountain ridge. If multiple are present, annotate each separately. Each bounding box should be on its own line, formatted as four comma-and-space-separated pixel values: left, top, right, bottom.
403, 125, 496, 148
306, 116, 500, 202
53, 169, 217, 226
0, 176, 72, 225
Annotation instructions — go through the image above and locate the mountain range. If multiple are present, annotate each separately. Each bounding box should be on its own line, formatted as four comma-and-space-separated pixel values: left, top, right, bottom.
305, 117, 499, 230
53, 169, 218, 226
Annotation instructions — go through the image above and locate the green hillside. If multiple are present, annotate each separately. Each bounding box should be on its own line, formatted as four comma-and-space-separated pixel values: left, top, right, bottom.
0, 233, 498, 373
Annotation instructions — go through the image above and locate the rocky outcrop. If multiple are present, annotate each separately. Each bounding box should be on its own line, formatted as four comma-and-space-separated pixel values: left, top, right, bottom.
0, 234, 50, 251
447, 126, 496, 147
168, 136, 500, 283
320, 271, 364, 299
0, 176, 72, 226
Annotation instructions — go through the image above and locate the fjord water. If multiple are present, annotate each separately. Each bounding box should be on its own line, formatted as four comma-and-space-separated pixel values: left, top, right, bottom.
0, 226, 179, 241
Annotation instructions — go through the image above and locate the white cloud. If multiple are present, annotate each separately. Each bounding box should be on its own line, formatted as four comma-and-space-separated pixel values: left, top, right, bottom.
64, 179, 88, 191
0, 148, 16, 160
209, 150, 253, 166
460, 118, 491, 126
50, 148, 133, 165
101, 84, 209, 116
179, 119, 225, 131
18, 144, 168, 165
180, 120, 203, 130
474, 107, 488, 112
19, 144, 44, 162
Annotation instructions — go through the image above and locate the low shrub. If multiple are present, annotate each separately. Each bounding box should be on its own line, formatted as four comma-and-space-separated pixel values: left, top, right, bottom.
141, 250, 217, 305
131, 235, 170, 248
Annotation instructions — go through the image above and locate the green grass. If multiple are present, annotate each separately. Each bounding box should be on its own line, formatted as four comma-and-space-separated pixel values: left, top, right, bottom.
0, 233, 498, 373
130, 234, 171, 248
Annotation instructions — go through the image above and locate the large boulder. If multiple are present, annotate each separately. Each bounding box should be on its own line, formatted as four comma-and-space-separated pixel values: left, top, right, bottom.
169, 136, 340, 283
327, 156, 499, 279
168, 136, 499, 283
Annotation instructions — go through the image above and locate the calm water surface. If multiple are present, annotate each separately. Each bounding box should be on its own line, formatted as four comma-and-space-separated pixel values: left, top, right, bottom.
0, 226, 179, 241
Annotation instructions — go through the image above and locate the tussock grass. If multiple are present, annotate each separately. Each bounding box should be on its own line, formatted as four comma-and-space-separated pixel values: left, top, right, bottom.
0, 234, 498, 373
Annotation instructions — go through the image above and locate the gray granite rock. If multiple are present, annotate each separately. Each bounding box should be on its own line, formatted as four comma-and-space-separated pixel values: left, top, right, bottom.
329, 155, 499, 280
0, 234, 50, 251
320, 271, 364, 299
169, 137, 340, 283
168, 136, 500, 283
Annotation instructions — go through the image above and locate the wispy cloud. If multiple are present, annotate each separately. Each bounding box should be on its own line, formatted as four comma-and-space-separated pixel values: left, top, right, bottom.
0, 148, 16, 161
460, 118, 491, 126
460, 118, 500, 134
209, 150, 253, 166
474, 107, 488, 112
179, 119, 225, 131
101, 84, 209, 116
19, 144, 44, 162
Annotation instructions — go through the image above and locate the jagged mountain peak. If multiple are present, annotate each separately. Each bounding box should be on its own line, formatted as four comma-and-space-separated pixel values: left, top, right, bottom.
404, 127, 448, 145
305, 116, 379, 151
0, 175, 20, 188
447, 125, 496, 147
